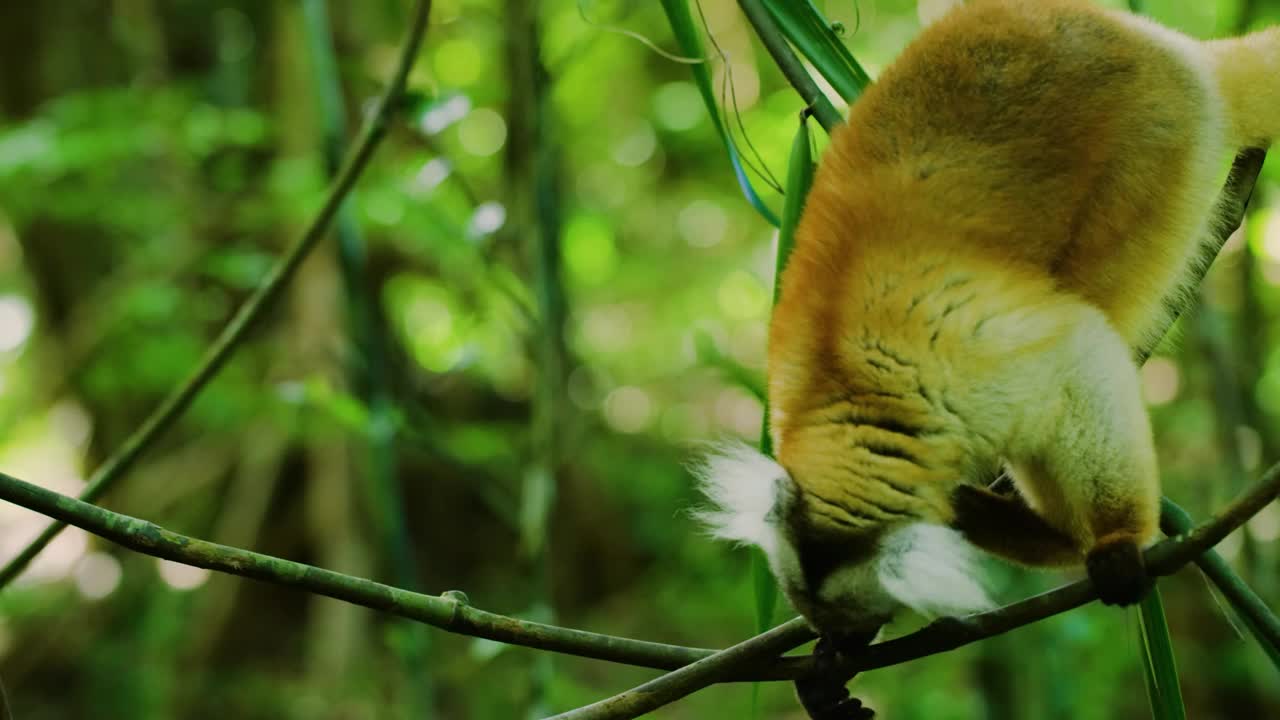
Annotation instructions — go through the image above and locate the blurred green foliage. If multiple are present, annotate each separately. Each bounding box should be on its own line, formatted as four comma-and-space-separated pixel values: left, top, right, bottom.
0, 1, 1277, 718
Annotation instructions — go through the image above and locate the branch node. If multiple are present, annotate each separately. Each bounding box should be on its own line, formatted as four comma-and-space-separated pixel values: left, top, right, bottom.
443, 590, 470, 627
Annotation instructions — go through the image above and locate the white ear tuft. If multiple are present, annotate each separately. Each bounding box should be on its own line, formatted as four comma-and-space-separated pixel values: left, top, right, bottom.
876, 524, 993, 619
689, 442, 790, 557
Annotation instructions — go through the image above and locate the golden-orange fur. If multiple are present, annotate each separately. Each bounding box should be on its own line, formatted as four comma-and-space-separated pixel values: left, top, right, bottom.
761, 0, 1279, 623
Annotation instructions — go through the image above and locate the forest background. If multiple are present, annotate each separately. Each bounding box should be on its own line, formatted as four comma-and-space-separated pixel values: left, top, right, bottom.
0, 0, 1277, 718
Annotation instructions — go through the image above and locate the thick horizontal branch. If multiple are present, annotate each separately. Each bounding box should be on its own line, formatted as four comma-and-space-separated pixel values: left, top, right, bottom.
0, 0, 434, 590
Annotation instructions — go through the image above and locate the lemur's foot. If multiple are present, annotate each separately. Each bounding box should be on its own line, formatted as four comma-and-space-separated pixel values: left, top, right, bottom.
1086, 534, 1152, 606
795, 634, 877, 719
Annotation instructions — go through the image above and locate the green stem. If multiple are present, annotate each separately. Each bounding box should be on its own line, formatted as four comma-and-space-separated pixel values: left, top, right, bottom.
0, 468, 719, 672
299, 1, 433, 715
504, 0, 568, 714
1161, 498, 1280, 660
736, 0, 842, 132
0, 0, 435, 590
545, 621, 816, 720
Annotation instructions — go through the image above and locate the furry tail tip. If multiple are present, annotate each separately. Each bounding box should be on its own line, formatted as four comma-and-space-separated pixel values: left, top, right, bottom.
689, 442, 789, 557
877, 523, 994, 619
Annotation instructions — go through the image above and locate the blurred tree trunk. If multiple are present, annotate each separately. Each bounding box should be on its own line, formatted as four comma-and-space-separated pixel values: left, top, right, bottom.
503, 0, 569, 715
269, 6, 378, 716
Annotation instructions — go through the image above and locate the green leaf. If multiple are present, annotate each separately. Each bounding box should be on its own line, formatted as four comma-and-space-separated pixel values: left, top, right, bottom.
744, 112, 818, 716
775, 112, 815, 303
757, 112, 815, 460
761, 0, 871, 103
1137, 588, 1187, 720
749, 549, 778, 716
660, 0, 780, 227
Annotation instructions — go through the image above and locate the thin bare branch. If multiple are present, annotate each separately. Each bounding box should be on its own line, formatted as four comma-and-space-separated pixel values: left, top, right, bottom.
545, 620, 816, 720
0, 0, 436, 589
0, 468, 724, 671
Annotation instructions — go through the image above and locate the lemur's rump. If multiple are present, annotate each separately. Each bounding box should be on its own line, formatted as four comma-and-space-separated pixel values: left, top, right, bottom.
697, 0, 1279, 634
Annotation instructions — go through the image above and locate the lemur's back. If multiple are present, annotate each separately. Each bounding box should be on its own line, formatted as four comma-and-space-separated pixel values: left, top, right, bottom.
787, 0, 1225, 350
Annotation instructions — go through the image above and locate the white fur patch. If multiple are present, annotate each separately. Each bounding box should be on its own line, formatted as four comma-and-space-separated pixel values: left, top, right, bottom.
689, 442, 788, 557
876, 524, 993, 618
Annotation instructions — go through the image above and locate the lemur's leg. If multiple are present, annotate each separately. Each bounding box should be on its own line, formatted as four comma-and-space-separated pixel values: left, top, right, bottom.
794, 633, 877, 720
949, 484, 1082, 567
1006, 305, 1161, 605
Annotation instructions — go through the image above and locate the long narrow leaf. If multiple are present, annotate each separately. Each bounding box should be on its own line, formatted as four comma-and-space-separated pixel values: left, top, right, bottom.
774, 111, 814, 302
761, 0, 871, 102
1138, 589, 1187, 720
748, 549, 776, 717
749, 109, 815, 717
660, 0, 780, 226
760, 114, 813, 459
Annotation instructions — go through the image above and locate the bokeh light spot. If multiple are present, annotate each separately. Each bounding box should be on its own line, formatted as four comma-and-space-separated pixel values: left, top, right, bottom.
419, 94, 472, 135
468, 202, 507, 237
714, 387, 762, 437
434, 38, 485, 86
652, 82, 705, 131
458, 109, 507, 157
157, 559, 210, 591
1141, 357, 1180, 406
717, 271, 768, 320
413, 157, 452, 194
612, 123, 657, 167
678, 200, 728, 248
75, 552, 122, 600
1248, 502, 1280, 542
603, 386, 654, 434
564, 213, 618, 283
0, 295, 35, 352
579, 305, 634, 354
